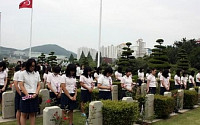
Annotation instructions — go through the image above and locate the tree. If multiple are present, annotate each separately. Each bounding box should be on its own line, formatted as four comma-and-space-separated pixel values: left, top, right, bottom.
37, 53, 46, 64
177, 49, 189, 72
69, 54, 75, 63
148, 39, 170, 70
47, 52, 57, 67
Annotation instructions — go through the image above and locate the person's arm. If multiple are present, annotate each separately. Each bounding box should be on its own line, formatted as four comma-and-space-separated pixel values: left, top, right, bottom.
47, 82, 57, 94
14, 80, 21, 95
2, 77, 7, 91
61, 83, 73, 100
19, 81, 29, 96
146, 79, 150, 93
32, 81, 41, 98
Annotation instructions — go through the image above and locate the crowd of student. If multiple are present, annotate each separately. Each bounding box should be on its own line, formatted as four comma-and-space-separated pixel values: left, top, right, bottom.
0, 59, 200, 125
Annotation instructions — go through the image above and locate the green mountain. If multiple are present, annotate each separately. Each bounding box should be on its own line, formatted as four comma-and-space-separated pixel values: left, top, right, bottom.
23, 44, 77, 58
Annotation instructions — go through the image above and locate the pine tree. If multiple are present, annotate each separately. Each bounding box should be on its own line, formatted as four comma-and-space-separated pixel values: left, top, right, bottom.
69, 54, 75, 63
47, 52, 57, 67
38, 53, 46, 64
177, 49, 189, 72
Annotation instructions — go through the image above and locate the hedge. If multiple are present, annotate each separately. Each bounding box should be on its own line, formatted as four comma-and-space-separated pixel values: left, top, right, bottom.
183, 90, 198, 109
154, 95, 175, 118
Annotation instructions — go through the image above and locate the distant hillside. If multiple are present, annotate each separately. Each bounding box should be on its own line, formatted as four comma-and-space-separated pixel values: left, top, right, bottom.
0, 46, 17, 52
23, 44, 77, 58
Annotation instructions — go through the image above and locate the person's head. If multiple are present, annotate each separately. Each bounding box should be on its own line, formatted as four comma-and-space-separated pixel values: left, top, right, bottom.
65, 64, 76, 77
182, 71, 187, 77
17, 61, 22, 66
139, 68, 144, 73
52, 66, 61, 75
117, 67, 122, 73
190, 70, 195, 77
26, 58, 36, 73
125, 68, 132, 77
15, 65, 21, 72
146, 69, 151, 74
96, 67, 102, 74
45, 66, 52, 74
21, 62, 26, 71
103, 67, 113, 77
82, 66, 92, 78
176, 70, 181, 77
151, 68, 157, 75
162, 69, 169, 78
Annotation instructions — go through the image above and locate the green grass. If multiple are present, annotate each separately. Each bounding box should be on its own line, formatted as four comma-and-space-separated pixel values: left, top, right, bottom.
0, 111, 86, 125
153, 107, 200, 125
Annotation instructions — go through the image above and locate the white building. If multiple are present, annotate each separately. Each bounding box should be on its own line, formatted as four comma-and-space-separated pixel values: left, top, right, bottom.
132, 39, 147, 58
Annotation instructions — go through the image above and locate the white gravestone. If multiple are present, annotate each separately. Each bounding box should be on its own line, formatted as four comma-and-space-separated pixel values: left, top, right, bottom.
145, 94, 154, 120
141, 83, 147, 96
164, 92, 172, 97
40, 82, 45, 89
122, 97, 134, 103
189, 88, 195, 91
39, 89, 50, 114
178, 89, 184, 110
112, 85, 118, 101
2, 91, 15, 119
43, 106, 62, 125
88, 101, 103, 125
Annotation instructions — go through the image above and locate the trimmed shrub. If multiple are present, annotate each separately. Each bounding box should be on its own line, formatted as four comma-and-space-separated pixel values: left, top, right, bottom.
183, 90, 198, 109
154, 95, 175, 118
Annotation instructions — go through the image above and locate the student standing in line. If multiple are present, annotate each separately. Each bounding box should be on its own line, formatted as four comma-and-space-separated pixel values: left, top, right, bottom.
196, 70, 200, 86
121, 68, 135, 98
94, 67, 103, 82
181, 72, 188, 89
138, 68, 145, 86
98, 67, 113, 100
146, 68, 157, 94
19, 59, 41, 125
115, 67, 123, 81
174, 70, 182, 89
47, 66, 62, 105
189, 70, 196, 88
43, 66, 51, 88
80, 66, 94, 117
61, 64, 77, 125
160, 69, 170, 95
13, 62, 26, 125
0, 62, 8, 104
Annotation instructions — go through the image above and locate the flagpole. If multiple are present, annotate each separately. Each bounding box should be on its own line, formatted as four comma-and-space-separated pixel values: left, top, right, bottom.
29, 8, 33, 58
97, 0, 102, 67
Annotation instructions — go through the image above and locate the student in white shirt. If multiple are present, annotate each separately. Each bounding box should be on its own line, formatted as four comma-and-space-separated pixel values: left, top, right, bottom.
138, 68, 145, 86
19, 59, 41, 125
189, 70, 196, 88
196, 71, 200, 86
13, 62, 26, 125
43, 66, 52, 88
160, 69, 170, 95
80, 66, 94, 117
61, 64, 77, 125
115, 67, 123, 81
121, 68, 135, 98
157, 70, 162, 80
174, 70, 182, 89
146, 68, 157, 94
181, 72, 188, 89
145, 69, 151, 83
47, 66, 62, 105
98, 67, 113, 100
94, 67, 103, 82
0, 61, 8, 104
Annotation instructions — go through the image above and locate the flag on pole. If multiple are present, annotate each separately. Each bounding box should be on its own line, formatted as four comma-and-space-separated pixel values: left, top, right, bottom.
19, 0, 32, 9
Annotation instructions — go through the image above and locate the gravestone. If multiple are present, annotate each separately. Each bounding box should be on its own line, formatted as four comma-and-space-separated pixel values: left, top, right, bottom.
112, 85, 118, 101
122, 97, 134, 103
88, 101, 103, 125
189, 88, 195, 91
145, 94, 154, 120
178, 89, 184, 110
11, 84, 16, 93
2, 91, 15, 119
141, 83, 147, 96
39, 89, 50, 114
43, 106, 62, 125
164, 92, 172, 97
40, 82, 45, 89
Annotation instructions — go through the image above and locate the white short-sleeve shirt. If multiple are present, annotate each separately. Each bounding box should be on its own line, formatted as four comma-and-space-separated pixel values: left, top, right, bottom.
174, 75, 181, 85
115, 71, 122, 80
80, 75, 93, 90
0, 71, 7, 86
13, 71, 22, 88
181, 76, 188, 85
98, 75, 112, 91
160, 75, 170, 87
61, 75, 76, 94
147, 74, 156, 87
189, 75, 195, 84
121, 75, 133, 90
196, 73, 200, 82
18, 71, 40, 93
157, 72, 162, 79
47, 73, 62, 92
94, 73, 103, 81
138, 72, 144, 81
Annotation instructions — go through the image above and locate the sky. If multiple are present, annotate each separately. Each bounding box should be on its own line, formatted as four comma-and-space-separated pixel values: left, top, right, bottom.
0, 0, 200, 53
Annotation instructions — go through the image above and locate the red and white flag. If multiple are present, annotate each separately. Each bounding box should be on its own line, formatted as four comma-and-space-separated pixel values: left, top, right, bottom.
19, 0, 32, 9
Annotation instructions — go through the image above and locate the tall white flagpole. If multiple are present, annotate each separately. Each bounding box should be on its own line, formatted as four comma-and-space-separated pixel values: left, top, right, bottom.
97, 0, 102, 67
29, 8, 33, 58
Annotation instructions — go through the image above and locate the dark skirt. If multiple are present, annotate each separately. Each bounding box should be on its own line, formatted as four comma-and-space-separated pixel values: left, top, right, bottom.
121, 90, 132, 99
196, 82, 200, 86
49, 92, 61, 105
20, 93, 39, 113
175, 85, 181, 89
148, 87, 156, 94
15, 91, 21, 110
137, 79, 143, 86
99, 91, 112, 100
81, 90, 92, 103
61, 93, 77, 111
188, 83, 194, 88
160, 87, 167, 95
0, 85, 5, 99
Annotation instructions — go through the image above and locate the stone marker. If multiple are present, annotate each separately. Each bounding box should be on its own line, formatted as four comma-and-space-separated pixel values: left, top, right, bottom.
145, 94, 154, 120
164, 92, 172, 97
2, 91, 15, 119
39, 89, 50, 114
40, 82, 45, 89
88, 101, 103, 125
43, 106, 62, 125
11, 84, 16, 93
189, 88, 195, 91
122, 97, 134, 103
112, 85, 118, 101
178, 89, 184, 110
141, 83, 147, 96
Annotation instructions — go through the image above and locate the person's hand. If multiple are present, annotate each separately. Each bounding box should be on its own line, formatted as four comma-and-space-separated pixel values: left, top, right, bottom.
146, 88, 149, 93
88, 88, 93, 93
72, 96, 76, 101
1, 87, 5, 92
69, 96, 74, 100
32, 93, 37, 99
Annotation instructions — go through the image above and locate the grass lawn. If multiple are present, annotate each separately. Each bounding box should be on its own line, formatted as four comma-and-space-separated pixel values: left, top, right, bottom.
0, 111, 86, 125
153, 107, 200, 125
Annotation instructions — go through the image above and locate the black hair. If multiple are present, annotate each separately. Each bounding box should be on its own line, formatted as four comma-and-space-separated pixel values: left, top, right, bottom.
150, 68, 156, 73
53, 66, 61, 74
45, 66, 52, 74
126, 68, 132, 73
15, 65, 21, 72
190, 70, 195, 77
96, 67, 102, 75
65, 64, 76, 78
162, 69, 169, 78
26, 58, 36, 73
82, 66, 92, 78
146, 69, 151, 73
22, 62, 26, 68
176, 70, 181, 77
117, 67, 122, 73
139, 68, 143, 73
103, 67, 113, 76
182, 71, 187, 77
0, 62, 5, 71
